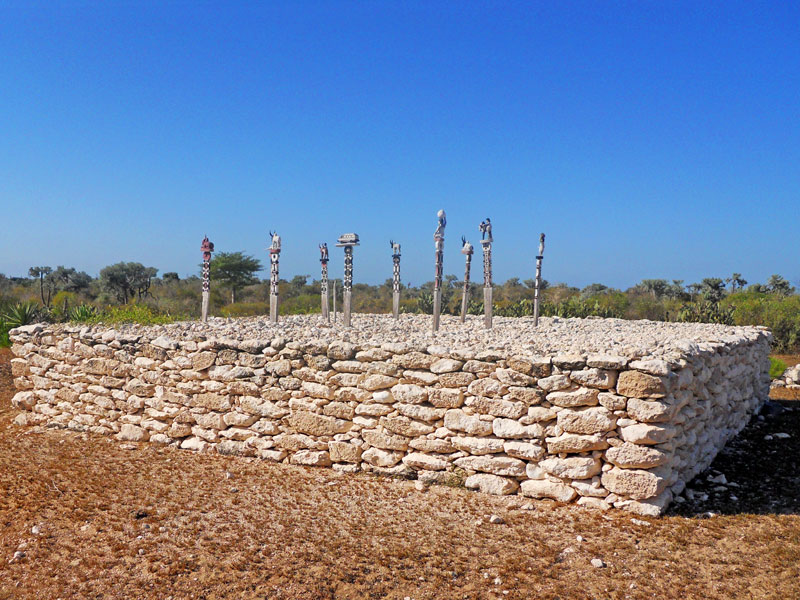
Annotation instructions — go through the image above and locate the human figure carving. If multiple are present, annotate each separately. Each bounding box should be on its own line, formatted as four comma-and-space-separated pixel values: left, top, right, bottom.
269, 231, 281, 251
201, 236, 215, 260
434, 210, 447, 238
479, 218, 492, 243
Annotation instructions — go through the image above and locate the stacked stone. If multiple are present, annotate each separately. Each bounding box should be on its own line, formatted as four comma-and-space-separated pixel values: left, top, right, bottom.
9, 321, 770, 516
771, 363, 800, 391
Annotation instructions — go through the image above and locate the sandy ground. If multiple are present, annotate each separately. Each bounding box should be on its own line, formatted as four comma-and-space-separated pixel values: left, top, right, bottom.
1, 347, 799, 599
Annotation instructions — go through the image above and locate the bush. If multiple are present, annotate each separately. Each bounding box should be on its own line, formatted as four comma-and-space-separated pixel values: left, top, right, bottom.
68, 304, 98, 322
724, 292, 800, 353
769, 357, 788, 379
416, 292, 434, 315
676, 300, 735, 325
282, 294, 322, 315
0, 318, 9, 348
83, 303, 185, 326
0, 301, 44, 347
3, 301, 42, 328
219, 302, 268, 318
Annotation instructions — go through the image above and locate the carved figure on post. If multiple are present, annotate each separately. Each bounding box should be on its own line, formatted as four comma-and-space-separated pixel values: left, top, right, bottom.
268, 231, 281, 323
336, 233, 360, 327
479, 218, 493, 243
435, 210, 447, 239
270, 231, 281, 252
533, 233, 546, 326
390, 240, 402, 319
200, 236, 215, 322
480, 218, 493, 329
319, 242, 330, 321
432, 210, 446, 332
460, 236, 474, 323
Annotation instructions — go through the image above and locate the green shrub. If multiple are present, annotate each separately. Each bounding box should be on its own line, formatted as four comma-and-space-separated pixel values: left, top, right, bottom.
0, 318, 10, 348
68, 304, 98, 322
416, 292, 434, 315
769, 357, 788, 379
2, 301, 41, 328
219, 302, 268, 318
51, 290, 78, 320
724, 292, 800, 353
282, 294, 322, 315
83, 303, 185, 326
676, 300, 735, 325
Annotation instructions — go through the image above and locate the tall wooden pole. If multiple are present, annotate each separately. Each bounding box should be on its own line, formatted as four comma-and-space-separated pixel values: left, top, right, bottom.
320, 243, 330, 322
479, 218, 493, 329
533, 233, 546, 326
336, 233, 359, 327
200, 236, 214, 322
391, 241, 401, 319
343, 247, 353, 326
268, 231, 281, 323
432, 210, 446, 333
460, 237, 473, 323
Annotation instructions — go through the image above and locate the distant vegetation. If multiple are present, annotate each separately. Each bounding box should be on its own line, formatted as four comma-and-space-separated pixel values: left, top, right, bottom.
0, 259, 797, 353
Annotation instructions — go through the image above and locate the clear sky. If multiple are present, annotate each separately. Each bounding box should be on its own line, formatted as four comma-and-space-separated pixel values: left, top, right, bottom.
1, 1, 798, 290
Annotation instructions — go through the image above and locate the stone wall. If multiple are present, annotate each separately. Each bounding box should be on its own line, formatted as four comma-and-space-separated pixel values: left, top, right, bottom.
9, 320, 772, 516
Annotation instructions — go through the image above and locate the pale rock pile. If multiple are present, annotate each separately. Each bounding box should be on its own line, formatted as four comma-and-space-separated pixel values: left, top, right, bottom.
771, 363, 800, 390
9, 315, 772, 516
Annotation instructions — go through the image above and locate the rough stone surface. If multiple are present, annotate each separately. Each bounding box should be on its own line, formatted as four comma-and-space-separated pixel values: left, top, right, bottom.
8, 315, 771, 517
605, 443, 669, 468
601, 467, 669, 500
520, 479, 578, 502
465, 474, 519, 496
617, 371, 667, 398
557, 407, 616, 434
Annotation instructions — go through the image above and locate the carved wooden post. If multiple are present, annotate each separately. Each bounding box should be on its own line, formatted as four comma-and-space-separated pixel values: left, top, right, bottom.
336, 233, 359, 327
268, 231, 281, 323
319, 243, 330, 322
200, 236, 214, 322
479, 218, 493, 329
391, 240, 401, 319
432, 209, 446, 333
533, 233, 546, 326
460, 237, 473, 323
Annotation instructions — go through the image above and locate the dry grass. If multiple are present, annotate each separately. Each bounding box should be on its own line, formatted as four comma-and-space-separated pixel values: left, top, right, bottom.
0, 347, 799, 599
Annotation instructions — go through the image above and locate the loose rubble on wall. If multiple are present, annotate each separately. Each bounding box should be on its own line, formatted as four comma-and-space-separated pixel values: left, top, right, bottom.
771, 363, 800, 391
9, 314, 772, 516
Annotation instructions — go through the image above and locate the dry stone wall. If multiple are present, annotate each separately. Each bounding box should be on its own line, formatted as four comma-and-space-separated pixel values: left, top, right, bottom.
9, 318, 772, 516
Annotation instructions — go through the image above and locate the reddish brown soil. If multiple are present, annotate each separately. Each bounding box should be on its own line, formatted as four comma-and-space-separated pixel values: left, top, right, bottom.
0, 347, 799, 599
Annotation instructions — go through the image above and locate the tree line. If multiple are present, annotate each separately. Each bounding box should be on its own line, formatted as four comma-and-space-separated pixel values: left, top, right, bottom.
1, 253, 798, 352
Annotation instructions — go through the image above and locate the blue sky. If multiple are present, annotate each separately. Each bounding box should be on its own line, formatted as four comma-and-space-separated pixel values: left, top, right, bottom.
1, 1, 798, 289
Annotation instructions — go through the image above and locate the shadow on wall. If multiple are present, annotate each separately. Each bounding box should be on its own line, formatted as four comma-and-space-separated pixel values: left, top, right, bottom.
669, 397, 800, 517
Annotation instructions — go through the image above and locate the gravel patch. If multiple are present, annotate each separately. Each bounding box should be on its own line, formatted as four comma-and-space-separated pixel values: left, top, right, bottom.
43, 314, 769, 361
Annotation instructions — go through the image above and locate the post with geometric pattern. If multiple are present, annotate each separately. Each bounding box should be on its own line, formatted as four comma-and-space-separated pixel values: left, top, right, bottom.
336, 233, 359, 327
200, 235, 214, 322
432, 209, 446, 333
533, 233, 546, 327
268, 230, 281, 324
390, 240, 401, 319
460, 236, 474, 323
319, 243, 330, 322
479, 218, 493, 329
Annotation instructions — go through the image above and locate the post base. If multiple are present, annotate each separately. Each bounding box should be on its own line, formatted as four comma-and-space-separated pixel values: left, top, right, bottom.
483, 287, 493, 329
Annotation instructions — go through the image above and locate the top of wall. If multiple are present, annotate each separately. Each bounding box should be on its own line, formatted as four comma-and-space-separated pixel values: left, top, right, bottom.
12, 314, 771, 363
